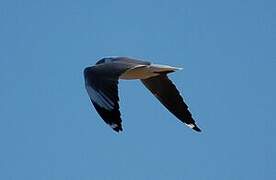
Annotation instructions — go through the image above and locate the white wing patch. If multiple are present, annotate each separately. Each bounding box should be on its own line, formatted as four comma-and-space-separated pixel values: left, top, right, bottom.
110, 123, 119, 129
86, 85, 114, 110
186, 123, 195, 129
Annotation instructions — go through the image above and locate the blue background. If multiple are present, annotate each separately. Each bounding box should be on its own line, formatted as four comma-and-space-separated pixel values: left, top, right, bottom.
0, 0, 275, 179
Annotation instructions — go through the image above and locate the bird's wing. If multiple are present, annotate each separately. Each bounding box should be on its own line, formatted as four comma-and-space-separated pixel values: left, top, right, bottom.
141, 74, 201, 132
84, 63, 131, 132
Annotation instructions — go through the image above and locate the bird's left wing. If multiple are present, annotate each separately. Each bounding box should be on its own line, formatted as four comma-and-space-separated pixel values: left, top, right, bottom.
84, 63, 130, 132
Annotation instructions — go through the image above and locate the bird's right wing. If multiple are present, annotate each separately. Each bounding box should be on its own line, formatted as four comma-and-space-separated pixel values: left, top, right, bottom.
141, 74, 201, 132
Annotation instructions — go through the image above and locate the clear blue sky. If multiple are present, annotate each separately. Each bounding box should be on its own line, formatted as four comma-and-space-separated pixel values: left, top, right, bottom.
0, 0, 275, 179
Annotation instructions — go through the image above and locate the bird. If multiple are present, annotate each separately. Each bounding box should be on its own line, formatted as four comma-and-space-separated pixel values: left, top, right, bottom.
84, 57, 201, 132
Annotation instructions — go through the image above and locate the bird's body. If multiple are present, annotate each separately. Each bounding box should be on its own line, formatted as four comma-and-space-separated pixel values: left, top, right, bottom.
84, 57, 201, 132
120, 64, 182, 80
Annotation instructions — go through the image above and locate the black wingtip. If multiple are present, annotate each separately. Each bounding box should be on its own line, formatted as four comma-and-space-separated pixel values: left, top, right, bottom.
112, 125, 123, 133
193, 126, 201, 132
186, 123, 202, 132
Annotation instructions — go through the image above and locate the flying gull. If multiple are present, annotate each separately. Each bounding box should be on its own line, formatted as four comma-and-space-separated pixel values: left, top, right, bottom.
84, 57, 201, 132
